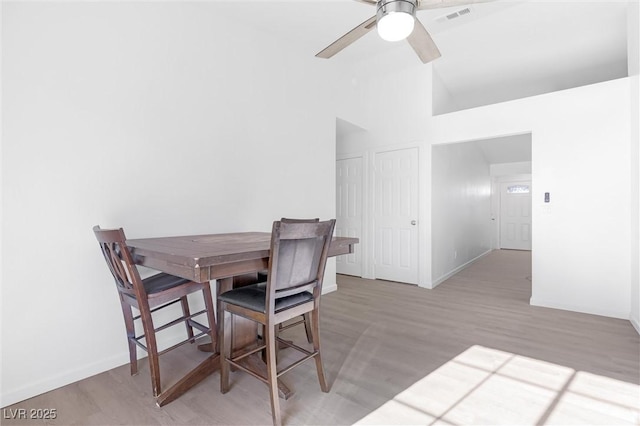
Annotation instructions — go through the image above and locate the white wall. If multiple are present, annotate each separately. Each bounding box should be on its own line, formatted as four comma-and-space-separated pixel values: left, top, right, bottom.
432, 78, 632, 320
432, 68, 460, 117
0, 1, 4, 402
336, 120, 371, 158
336, 51, 434, 286
629, 0, 640, 333
1, 2, 339, 406
431, 142, 492, 285
336, 42, 634, 318
490, 162, 532, 176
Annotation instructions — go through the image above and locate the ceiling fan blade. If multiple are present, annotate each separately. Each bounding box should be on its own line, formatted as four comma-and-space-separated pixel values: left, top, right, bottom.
353, 0, 377, 5
406, 19, 441, 64
417, 0, 494, 10
316, 15, 377, 59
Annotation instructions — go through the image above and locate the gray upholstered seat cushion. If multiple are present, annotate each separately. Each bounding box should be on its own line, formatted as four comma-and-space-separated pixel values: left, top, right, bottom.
219, 283, 313, 313
143, 273, 190, 294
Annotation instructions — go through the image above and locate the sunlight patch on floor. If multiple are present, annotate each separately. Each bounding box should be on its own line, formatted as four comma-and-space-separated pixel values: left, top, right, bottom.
355, 345, 640, 425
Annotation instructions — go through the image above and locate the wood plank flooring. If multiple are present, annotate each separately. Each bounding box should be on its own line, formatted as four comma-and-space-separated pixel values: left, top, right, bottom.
3, 250, 639, 425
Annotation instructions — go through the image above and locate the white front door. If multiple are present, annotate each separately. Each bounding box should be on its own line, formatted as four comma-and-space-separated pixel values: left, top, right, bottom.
336, 157, 363, 277
500, 181, 532, 250
374, 148, 419, 284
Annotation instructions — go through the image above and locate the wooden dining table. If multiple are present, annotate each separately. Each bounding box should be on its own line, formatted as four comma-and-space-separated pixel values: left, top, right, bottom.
126, 231, 358, 407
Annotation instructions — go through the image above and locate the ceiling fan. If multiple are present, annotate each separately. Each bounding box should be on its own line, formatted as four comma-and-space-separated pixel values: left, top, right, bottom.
316, 0, 494, 64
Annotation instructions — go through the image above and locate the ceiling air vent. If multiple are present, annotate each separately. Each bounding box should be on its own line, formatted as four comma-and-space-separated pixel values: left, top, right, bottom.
435, 7, 473, 24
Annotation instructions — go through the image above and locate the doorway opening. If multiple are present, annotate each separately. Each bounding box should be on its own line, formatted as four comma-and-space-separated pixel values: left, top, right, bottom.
431, 133, 532, 287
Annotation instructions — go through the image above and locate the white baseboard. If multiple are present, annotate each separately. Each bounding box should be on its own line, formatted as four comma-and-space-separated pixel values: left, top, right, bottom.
322, 283, 338, 294
529, 297, 629, 321
431, 249, 492, 288
1, 327, 200, 408
1, 352, 129, 408
631, 316, 640, 336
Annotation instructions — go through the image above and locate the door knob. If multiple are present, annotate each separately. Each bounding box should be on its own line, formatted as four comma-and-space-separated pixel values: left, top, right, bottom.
411, 220, 417, 226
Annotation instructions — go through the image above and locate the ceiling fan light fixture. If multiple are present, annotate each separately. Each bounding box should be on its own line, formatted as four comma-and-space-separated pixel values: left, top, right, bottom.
376, 0, 417, 42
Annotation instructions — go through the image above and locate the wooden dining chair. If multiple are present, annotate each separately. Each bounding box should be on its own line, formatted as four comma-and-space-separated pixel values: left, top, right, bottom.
275, 218, 319, 343
92, 226, 217, 403
254, 218, 319, 345
218, 219, 336, 426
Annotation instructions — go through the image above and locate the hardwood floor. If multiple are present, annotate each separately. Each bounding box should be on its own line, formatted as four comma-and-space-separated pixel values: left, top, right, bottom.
3, 250, 639, 425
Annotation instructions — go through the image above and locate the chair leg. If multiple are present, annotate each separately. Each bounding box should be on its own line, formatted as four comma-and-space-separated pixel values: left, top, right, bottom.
139, 307, 162, 397
261, 324, 269, 364
180, 296, 195, 343
264, 323, 281, 426
302, 313, 313, 344
310, 309, 328, 392
202, 285, 217, 349
273, 325, 279, 364
219, 301, 230, 394
119, 296, 138, 376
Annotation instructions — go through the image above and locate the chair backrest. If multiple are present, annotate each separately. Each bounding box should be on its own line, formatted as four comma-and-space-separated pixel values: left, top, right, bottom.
93, 226, 143, 299
266, 219, 335, 308
280, 218, 319, 223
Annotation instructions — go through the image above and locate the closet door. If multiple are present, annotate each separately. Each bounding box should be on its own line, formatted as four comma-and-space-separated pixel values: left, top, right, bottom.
374, 148, 419, 284
336, 157, 363, 276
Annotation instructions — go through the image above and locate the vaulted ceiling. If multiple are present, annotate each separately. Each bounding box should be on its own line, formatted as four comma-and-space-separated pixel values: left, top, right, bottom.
217, 1, 631, 164
217, 0, 630, 112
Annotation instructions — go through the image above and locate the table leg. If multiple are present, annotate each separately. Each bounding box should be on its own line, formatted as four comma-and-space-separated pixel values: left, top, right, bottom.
197, 341, 215, 352
155, 354, 220, 407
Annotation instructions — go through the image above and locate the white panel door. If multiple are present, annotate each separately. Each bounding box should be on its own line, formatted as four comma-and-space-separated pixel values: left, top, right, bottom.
500, 181, 532, 250
374, 148, 419, 284
336, 157, 363, 276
